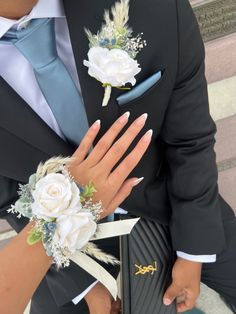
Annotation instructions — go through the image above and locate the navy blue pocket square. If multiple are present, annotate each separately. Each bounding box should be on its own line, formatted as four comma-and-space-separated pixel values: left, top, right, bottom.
117, 70, 162, 106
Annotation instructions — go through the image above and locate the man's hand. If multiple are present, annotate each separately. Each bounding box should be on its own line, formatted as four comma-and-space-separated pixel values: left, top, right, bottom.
163, 257, 202, 312
84, 282, 121, 314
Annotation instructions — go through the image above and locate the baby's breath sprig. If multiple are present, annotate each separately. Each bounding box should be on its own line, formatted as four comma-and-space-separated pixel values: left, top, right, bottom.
85, 0, 146, 58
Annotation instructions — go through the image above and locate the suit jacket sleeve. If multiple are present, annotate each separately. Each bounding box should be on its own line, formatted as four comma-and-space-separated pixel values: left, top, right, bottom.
160, 0, 226, 255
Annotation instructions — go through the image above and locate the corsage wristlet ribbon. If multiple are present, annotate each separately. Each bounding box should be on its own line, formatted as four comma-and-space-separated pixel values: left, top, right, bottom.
9, 157, 139, 299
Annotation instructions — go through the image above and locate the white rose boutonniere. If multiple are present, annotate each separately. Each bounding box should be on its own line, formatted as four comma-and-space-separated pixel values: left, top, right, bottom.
84, 0, 146, 107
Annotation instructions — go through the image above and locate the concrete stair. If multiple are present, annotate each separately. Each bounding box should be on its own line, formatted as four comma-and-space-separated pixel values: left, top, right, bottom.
0, 220, 16, 249
216, 115, 236, 212
205, 33, 236, 84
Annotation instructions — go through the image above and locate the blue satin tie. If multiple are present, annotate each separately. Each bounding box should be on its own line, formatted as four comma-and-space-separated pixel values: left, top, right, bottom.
2, 18, 89, 146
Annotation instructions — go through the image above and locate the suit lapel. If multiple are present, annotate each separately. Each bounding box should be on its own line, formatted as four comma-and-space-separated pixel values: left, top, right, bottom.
0, 77, 72, 156
63, 0, 121, 136
0, 77, 73, 181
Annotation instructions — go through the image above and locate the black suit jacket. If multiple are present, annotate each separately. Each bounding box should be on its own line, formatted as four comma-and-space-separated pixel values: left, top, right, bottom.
0, 0, 234, 306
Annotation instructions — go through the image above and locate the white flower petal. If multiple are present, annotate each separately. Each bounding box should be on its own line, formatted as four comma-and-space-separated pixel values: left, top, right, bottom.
54, 213, 97, 251
32, 173, 82, 220
84, 47, 141, 87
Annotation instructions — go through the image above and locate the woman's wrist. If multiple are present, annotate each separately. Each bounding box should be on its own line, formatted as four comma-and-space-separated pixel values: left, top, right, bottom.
20, 223, 52, 265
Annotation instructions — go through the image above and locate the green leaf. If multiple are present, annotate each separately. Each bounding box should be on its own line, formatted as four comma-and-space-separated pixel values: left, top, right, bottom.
110, 44, 121, 49
27, 230, 43, 246
116, 86, 131, 91
81, 181, 97, 201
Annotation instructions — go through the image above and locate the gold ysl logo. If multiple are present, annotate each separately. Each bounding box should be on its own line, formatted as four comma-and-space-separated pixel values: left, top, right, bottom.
135, 261, 158, 275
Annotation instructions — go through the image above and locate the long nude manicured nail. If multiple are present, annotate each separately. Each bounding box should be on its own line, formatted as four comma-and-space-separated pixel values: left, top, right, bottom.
91, 119, 101, 130
132, 177, 144, 186
163, 298, 172, 306
142, 129, 153, 142
135, 113, 148, 126
118, 111, 130, 124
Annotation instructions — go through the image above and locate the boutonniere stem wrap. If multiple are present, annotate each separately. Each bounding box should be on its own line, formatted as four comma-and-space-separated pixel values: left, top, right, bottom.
83, 0, 147, 107
9, 157, 139, 300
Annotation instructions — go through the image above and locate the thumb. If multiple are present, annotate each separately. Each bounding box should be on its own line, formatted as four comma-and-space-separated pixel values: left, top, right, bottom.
163, 282, 181, 306
111, 298, 121, 314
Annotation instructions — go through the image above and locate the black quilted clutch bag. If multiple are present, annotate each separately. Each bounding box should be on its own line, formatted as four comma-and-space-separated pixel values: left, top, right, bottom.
121, 217, 177, 314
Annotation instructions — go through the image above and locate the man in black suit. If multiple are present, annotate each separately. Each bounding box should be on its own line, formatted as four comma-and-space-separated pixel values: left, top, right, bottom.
0, 0, 236, 313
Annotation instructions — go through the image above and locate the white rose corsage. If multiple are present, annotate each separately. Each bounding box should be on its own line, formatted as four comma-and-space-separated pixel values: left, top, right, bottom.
8, 157, 116, 268
9, 157, 140, 299
83, 0, 147, 107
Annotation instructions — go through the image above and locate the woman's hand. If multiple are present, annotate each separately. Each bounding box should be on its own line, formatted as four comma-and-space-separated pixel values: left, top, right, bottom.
68, 112, 152, 219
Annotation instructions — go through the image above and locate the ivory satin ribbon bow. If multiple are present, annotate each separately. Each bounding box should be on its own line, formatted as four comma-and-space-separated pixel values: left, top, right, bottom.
71, 218, 140, 299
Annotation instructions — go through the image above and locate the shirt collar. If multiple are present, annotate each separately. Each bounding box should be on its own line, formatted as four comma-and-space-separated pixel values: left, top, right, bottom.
0, 0, 65, 38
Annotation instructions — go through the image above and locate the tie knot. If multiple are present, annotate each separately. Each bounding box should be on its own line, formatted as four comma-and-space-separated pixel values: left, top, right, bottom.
3, 18, 58, 69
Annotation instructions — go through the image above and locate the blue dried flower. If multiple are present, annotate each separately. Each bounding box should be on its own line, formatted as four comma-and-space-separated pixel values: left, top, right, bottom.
45, 222, 57, 233
99, 38, 110, 47
111, 38, 116, 45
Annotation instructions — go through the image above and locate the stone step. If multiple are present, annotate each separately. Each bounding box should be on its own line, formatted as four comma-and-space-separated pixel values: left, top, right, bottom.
197, 283, 233, 314
208, 76, 236, 121
191, 0, 236, 42
215, 114, 236, 163
190, 0, 236, 84
190, 0, 207, 6
214, 115, 236, 213
219, 167, 236, 213
0, 221, 16, 249
0, 219, 12, 234
205, 34, 236, 84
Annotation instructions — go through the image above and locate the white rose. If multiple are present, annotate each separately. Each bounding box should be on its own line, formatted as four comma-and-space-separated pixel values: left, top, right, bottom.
53, 212, 97, 251
32, 173, 81, 220
84, 47, 141, 87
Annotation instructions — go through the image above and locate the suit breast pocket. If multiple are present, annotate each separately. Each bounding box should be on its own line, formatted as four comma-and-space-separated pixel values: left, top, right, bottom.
117, 70, 162, 106
116, 68, 171, 133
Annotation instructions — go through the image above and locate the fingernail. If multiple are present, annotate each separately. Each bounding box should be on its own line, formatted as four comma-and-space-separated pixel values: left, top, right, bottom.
163, 298, 172, 306
132, 177, 144, 186
135, 113, 148, 126
142, 129, 153, 142
91, 119, 101, 130
119, 111, 130, 124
